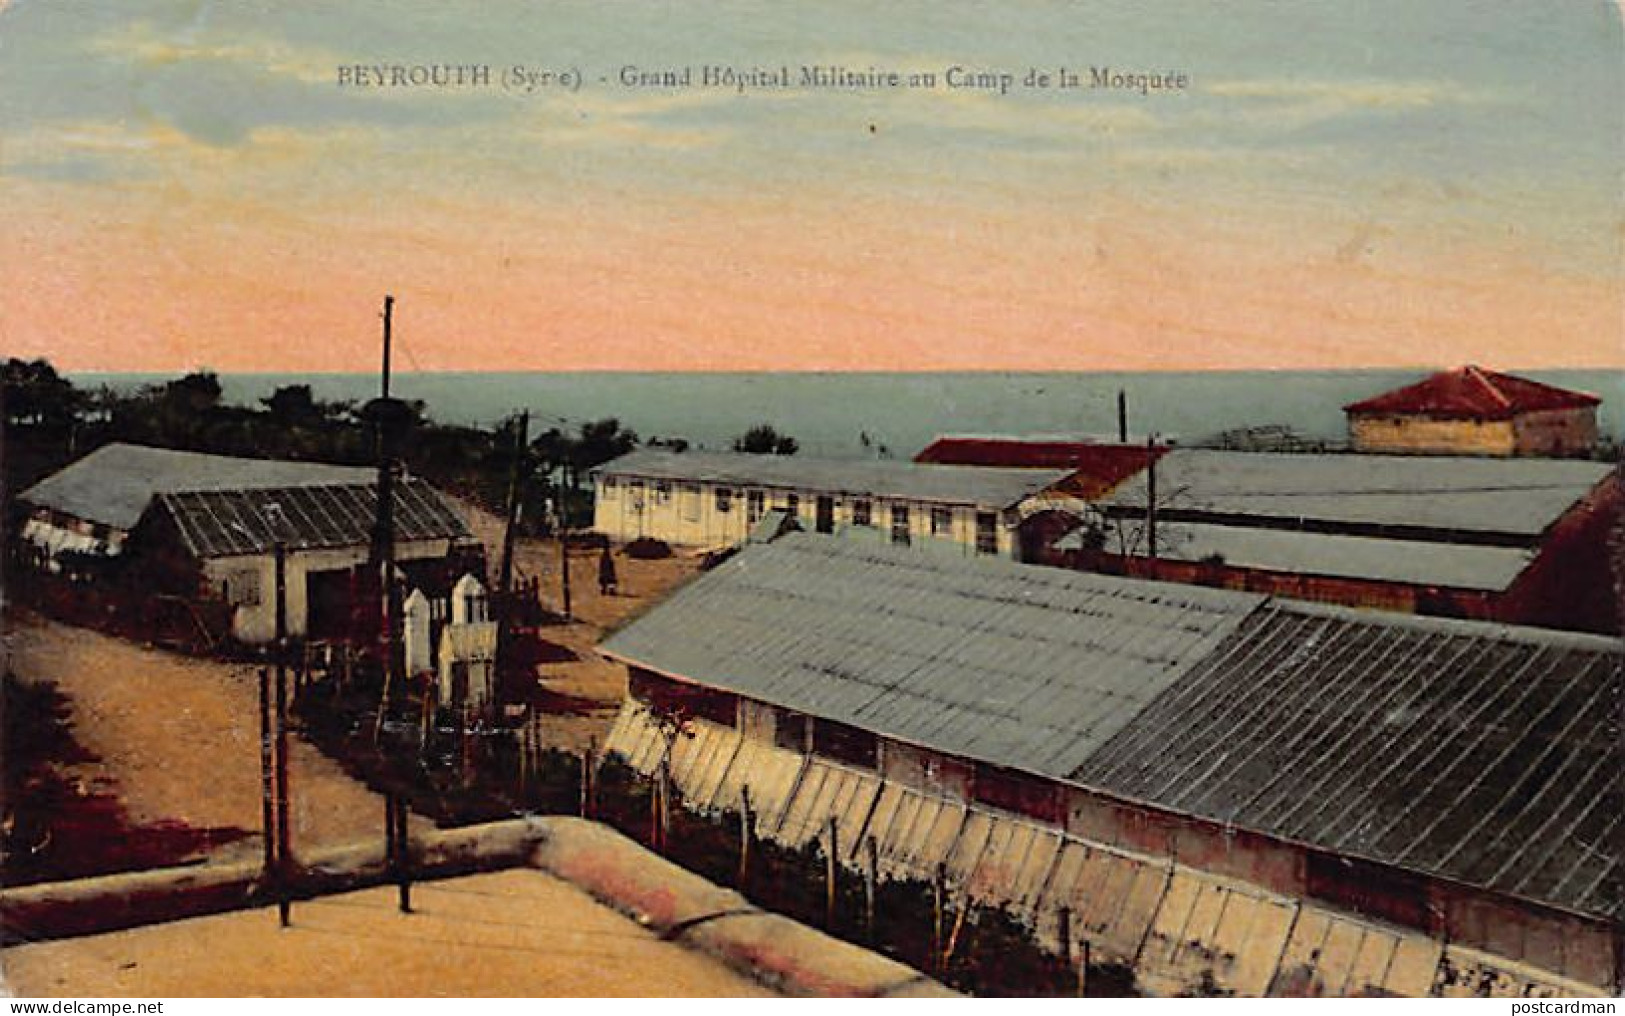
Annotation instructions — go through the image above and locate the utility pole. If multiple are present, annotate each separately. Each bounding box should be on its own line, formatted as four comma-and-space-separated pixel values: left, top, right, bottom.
498, 411, 529, 607
368, 295, 410, 744
1146, 432, 1158, 561
496, 410, 529, 697
272, 541, 293, 926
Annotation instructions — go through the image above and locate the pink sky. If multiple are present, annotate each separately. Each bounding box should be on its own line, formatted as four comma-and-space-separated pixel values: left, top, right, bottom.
1, 3, 1619, 373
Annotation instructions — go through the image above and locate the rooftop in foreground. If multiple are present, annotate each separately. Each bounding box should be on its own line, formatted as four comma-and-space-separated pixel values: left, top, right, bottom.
3, 869, 774, 998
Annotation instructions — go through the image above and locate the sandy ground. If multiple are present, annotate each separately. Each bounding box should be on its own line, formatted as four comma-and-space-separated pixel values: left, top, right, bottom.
2, 868, 773, 997
3, 613, 428, 865
460, 502, 703, 751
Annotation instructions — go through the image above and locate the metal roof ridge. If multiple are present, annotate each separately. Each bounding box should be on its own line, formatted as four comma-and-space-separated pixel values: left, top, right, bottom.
1259, 596, 1622, 654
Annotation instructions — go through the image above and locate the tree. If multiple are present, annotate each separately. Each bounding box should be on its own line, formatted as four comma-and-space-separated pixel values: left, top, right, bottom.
261, 384, 322, 427
162, 371, 223, 415
2, 358, 83, 428
569, 418, 639, 486
733, 423, 798, 456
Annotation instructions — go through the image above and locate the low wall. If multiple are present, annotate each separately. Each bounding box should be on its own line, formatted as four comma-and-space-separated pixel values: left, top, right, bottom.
1, 816, 954, 1000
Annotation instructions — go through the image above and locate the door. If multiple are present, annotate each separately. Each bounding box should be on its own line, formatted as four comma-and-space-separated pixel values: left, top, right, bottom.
815, 495, 835, 533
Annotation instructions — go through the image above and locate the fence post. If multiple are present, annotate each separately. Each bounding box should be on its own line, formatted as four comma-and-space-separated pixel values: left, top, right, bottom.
825, 815, 839, 930
586, 736, 598, 817
659, 759, 671, 850
395, 795, 413, 914
650, 760, 665, 851
932, 862, 946, 974
1059, 906, 1073, 968
738, 786, 752, 892
864, 835, 877, 945
1078, 938, 1091, 997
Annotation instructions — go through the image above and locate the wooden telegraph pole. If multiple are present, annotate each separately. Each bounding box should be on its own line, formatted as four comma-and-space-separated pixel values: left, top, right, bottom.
258, 669, 275, 884
495, 411, 529, 712
1145, 432, 1159, 561
368, 296, 409, 744
272, 540, 292, 927
498, 411, 529, 609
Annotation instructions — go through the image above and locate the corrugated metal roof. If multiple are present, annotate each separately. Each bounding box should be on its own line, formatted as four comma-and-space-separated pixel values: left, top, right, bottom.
605, 532, 1622, 922
596, 449, 1070, 510
1113, 519, 1536, 591
1075, 602, 1623, 920
19, 443, 374, 530
154, 479, 472, 558
1099, 450, 1610, 538
601, 531, 1264, 783
1344, 366, 1601, 419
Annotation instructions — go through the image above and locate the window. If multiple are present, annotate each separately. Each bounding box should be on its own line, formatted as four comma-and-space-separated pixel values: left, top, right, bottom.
774, 709, 810, 752
975, 511, 999, 555
600, 476, 619, 499
815, 495, 835, 533
852, 499, 872, 527
224, 569, 262, 607
931, 506, 954, 536
812, 718, 877, 769
680, 483, 701, 521
628, 480, 645, 511
784, 493, 800, 519
974, 764, 1063, 824
654, 481, 672, 506
629, 667, 737, 728
890, 504, 911, 545
747, 490, 766, 523
715, 486, 733, 513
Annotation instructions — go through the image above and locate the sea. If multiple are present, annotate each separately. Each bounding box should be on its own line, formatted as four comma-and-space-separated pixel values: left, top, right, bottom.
72, 370, 1625, 460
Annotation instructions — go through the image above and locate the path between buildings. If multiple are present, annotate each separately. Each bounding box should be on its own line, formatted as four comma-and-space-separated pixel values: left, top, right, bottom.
3, 612, 427, 867
457, 500, 703, 751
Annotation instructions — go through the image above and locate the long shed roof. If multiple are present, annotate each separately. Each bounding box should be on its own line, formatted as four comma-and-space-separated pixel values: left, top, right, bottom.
1122, 519, 1537, 591
601, 532, 1262, 781
19, 443, 374, 530
603, 531, 1622, 920
595, 449, 1070, 510
1078, 603, 1622, 920
1098, 449, 1610, 539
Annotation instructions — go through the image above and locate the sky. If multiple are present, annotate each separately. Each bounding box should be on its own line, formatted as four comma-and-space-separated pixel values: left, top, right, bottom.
1, 1, 1620, 373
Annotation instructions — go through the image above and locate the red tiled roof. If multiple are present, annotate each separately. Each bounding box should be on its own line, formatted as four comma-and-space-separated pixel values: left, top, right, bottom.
915, 438, 1163, 498
1343, 366, 1601, 420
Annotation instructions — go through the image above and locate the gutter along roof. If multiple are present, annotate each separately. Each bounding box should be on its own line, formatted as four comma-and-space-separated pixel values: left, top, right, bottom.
596, 449, 1071, 510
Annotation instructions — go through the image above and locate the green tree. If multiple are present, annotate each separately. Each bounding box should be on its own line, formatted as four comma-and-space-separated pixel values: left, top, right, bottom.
733, 423, 798, 455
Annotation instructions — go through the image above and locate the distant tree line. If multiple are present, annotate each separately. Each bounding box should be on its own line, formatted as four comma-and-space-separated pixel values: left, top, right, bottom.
3, 358, 802, 529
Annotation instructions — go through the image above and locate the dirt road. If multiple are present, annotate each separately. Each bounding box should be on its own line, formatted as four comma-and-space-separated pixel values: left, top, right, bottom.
3, 612, 425, 868
3, 868, 773, 997
460, 503, 702, 750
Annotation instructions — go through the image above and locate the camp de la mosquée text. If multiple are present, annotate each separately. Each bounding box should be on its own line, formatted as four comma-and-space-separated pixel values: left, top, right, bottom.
335, 61, 1190, 97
